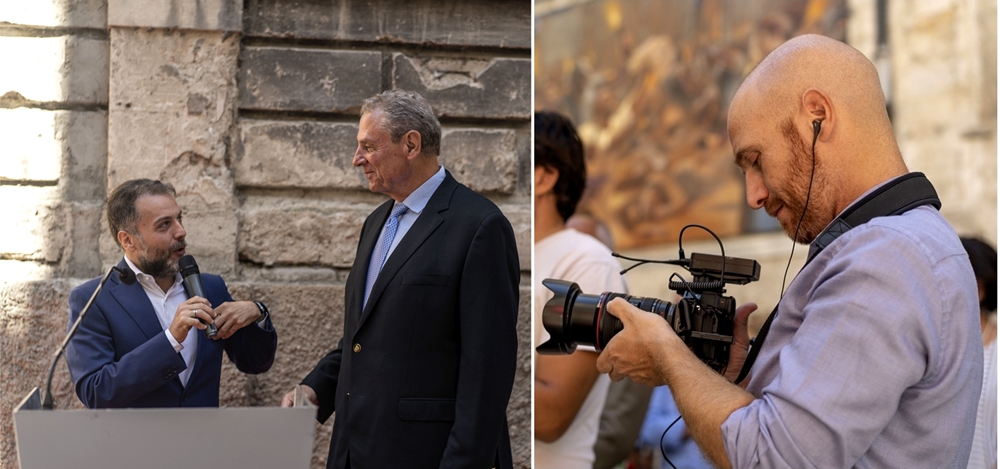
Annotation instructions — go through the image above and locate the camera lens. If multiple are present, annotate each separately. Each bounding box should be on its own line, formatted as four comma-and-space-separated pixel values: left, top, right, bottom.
596, 294, 673, 349
537, 279, 676, 354
536, 251, 758, 373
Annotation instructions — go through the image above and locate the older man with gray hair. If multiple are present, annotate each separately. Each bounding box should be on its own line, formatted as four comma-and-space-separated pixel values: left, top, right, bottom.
282, 89, 520, 469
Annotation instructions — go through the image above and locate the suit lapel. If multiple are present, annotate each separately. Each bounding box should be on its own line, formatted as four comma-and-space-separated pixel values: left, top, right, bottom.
107, 260, 163, 340
356, 172, 458, 330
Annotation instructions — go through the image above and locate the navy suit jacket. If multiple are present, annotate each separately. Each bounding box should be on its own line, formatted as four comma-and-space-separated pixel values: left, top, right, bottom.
65, 259, 277, 408
302, 171, 520, 469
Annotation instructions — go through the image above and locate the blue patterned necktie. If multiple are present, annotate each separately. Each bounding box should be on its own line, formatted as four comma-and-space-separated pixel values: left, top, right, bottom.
364, 202, 408, 308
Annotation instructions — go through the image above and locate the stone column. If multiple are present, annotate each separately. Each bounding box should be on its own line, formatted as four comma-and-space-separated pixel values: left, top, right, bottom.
104, 0, 244, 277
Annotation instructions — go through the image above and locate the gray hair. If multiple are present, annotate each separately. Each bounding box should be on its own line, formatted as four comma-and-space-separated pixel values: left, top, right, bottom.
361, 89, 441, 157
107, 179, 176, 248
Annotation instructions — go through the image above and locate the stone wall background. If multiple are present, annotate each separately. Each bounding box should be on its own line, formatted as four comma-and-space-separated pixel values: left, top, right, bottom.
0, 1, 532, 468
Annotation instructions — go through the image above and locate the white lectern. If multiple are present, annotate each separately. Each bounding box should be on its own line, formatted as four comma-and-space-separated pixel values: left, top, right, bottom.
13, 388, 316, 469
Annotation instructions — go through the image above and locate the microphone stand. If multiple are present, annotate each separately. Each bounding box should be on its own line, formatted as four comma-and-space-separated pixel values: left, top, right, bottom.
42, 265, 131, 409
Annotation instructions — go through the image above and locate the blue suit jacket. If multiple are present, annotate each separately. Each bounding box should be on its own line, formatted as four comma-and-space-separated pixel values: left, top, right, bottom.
65, 259, 277, 408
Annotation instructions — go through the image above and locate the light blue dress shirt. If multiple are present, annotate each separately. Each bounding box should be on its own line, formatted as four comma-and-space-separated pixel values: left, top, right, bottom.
382, 165, 445, 260
721, 180, 983, 469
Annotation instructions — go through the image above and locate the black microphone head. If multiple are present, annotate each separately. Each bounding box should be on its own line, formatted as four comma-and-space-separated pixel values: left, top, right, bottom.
116, 265, 136, 285
178, 255, 200, 276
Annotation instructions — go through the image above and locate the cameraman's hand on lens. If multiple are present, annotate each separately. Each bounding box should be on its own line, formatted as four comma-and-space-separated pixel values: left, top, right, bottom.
722, 302, 757, 385
595, 297, 679, 387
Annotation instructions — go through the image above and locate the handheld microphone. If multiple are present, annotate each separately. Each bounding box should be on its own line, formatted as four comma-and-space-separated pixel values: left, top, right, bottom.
178, 255, 218, 338
42, 264, 135, 409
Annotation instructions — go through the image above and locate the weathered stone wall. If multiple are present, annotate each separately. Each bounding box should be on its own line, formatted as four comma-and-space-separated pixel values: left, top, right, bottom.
0, 1, 531, 468
887, 0, 997, 243
0, 1, 109, 467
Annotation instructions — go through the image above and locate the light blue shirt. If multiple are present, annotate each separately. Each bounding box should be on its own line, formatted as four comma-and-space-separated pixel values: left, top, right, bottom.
721, 185, 983, 468
383, 165, 446, 261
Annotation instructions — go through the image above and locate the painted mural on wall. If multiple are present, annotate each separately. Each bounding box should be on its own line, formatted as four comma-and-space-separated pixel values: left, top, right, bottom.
535, 0, 847, 249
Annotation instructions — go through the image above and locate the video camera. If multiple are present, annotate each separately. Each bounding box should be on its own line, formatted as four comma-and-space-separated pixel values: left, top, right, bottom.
536, 252, 760, 373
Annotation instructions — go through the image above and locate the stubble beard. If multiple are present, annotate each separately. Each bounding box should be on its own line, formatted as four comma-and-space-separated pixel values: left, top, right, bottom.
775, 120, 830, 244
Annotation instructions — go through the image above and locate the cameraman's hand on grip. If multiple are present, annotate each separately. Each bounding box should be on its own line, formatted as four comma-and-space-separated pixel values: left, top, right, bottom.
595, 297, 681, 387
722, 303, 757, 386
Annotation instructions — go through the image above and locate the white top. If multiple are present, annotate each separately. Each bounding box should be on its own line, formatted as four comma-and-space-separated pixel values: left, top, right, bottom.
968, 338, 997, 469
123, 256, 196, 386
534, 228, 627, 469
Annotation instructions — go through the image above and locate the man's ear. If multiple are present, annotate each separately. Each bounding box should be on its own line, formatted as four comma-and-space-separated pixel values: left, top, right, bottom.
801, 88, 834, 141
118, 230, 136, 253
534, 165, 559, 196
402, 130, 423, 160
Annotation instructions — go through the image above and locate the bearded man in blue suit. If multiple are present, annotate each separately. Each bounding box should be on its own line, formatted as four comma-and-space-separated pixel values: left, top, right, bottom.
66, 179, 277, 408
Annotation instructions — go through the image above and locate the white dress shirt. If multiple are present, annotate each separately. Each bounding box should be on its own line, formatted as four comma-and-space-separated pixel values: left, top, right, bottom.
123, 256, 197, 386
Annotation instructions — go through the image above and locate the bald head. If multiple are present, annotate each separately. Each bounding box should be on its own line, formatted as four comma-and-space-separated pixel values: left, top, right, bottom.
738, 36, 879, 130
728, 35, 908, 240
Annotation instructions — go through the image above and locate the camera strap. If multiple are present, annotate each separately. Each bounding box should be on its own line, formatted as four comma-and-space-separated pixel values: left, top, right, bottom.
733, 172, 940, 385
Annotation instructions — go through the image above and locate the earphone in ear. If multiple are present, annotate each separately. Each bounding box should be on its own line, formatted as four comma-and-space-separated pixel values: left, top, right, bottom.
812, 119, 822, 138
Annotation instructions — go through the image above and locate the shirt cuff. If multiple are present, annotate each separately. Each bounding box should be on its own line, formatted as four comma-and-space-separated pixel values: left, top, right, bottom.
164, 330, 183, 353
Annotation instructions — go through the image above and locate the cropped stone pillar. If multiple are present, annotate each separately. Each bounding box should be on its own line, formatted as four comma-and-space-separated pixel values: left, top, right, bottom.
889, 0, 997, 241
0, 2, 111, 467
104, 0, 243, 277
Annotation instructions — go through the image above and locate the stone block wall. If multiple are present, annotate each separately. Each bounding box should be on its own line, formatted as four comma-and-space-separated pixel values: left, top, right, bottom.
0, 5, 110, 466
887, 0, 997, 243
0, 1, 531, 468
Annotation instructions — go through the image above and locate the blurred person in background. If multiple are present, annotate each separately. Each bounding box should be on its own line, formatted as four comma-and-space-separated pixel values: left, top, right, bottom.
960, 236, 997, 469
567, 213, 654, 469
534, 111, 627, 468
632, 385, 712, 469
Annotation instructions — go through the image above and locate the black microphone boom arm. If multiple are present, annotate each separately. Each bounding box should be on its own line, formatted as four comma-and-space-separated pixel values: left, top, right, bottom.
43, 265, 133, 409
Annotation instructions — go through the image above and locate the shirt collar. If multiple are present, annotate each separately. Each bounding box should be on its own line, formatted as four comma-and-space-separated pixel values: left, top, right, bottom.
400, 165, 445, 215
808, 174, 905, 254
832, 175, 900, 221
